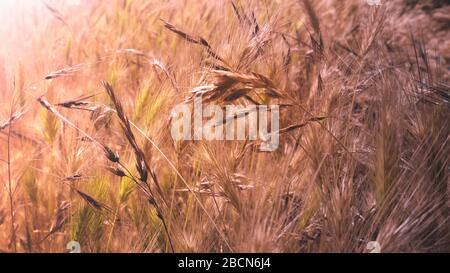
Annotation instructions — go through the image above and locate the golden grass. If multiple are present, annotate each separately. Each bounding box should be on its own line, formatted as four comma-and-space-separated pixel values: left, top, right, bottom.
0, 0, 449, 253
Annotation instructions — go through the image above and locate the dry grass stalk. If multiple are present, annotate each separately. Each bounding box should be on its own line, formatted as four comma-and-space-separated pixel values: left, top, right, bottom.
116, 49, 179, 91
187, 69, 283, 104
44, 64, 84, 80
301, 0, 324, 56
76, 190, 112, 212
103, 81, 175, 252
40, 201, 71, 243
1, 0, 449, 253
43, 2, 68, 26
0, 112, 25, 131
231, 1, 260, 37
103, 82, 162, 193
161, 19, 229, 67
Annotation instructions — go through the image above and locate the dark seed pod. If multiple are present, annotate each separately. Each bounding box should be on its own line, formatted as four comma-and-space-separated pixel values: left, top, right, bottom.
136, 158, 148, 183
148, 197, 156, 206
102, 145, 119, 163
107, 167, 126, 178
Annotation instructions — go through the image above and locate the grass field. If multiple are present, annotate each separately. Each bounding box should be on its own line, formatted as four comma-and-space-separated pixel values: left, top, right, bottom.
0, 0, 449, 253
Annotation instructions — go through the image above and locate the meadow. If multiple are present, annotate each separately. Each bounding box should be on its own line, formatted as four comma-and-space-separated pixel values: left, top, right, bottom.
0, 0, 449, 253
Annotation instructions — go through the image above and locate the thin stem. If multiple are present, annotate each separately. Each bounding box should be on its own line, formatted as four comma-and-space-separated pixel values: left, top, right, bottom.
106, 205, 120, 252
7, 106, 17, 252
159, 212, 175, 253
117, 162, 174, 253
128, 121, 233, 252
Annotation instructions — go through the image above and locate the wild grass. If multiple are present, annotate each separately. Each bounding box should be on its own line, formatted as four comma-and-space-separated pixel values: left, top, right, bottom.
0, 0, 449, 253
